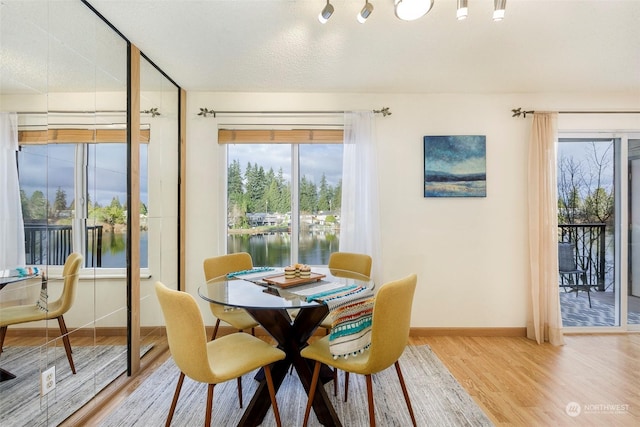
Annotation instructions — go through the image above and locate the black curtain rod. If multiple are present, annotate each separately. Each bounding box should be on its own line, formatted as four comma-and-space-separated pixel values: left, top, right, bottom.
512, 107, 640, 118
197, 107, 392, 118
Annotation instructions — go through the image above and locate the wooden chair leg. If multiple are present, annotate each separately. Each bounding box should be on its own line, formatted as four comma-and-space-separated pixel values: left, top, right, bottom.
344, 371, 350, 402
264, 365, 282, 427
365, 374, 375, 427
0, 326, 7, 355
211, 319, 220, 340
237, 376, 243, 408
205, 383, 215, 427
57, 316, 76, 374
166, 372, 185, 427
395, 361, 417, 427
303, 361, 322, 427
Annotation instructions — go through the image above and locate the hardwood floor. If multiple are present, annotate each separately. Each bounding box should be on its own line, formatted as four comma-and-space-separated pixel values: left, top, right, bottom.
418, 334, 640, 426
49, 333, 640, 426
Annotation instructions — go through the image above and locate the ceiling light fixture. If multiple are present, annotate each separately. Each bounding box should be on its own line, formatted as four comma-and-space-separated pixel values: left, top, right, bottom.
357, 0, 374, 24
493, 0, 506, 21
456, 0, 468, 20
318, 0, 334, 24
394, 0, 434, 22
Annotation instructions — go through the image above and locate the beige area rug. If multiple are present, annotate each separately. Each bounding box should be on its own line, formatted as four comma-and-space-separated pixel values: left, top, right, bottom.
100, 345, 493, 426
0, 344, 149, 427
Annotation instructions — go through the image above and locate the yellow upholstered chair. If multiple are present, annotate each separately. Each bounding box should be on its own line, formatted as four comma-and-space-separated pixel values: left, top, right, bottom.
203, 253, 259, 340
0, 252, 83, 374
155, 281, 285, 427
301, 274, 418, 427
327, 251, 372, 279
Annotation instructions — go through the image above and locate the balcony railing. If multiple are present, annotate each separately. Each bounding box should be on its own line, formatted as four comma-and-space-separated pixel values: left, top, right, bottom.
558, 223, 607, 291
24, 223, 103, 267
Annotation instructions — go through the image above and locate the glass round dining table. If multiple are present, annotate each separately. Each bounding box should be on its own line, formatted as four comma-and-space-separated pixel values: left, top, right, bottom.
198, 267, 373, 427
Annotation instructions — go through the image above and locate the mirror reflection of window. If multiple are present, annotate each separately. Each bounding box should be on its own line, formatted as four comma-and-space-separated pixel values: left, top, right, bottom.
18, 141, 149, 268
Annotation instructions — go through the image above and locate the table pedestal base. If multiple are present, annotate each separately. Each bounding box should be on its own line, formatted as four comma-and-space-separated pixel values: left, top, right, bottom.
240, 305, 342, 427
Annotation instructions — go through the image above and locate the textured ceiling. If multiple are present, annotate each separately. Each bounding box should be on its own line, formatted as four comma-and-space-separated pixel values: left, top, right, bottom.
2, 0, 640, 95
86, 0, 640, 94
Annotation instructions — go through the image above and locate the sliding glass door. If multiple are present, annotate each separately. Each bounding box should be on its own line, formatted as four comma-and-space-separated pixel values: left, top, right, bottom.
558, 133, 640, 330
557, 137, 617, 327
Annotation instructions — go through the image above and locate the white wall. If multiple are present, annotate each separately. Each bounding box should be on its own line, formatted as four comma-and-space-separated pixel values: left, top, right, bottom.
185, 91, 640, 329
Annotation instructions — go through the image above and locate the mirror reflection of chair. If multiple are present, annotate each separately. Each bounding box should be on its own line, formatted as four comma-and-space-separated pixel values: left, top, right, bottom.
203, 252, 259, 340
558, 242, 593, 308
301, 273, 418, 427
0, 252, 83, 374
154, 281, 285, 427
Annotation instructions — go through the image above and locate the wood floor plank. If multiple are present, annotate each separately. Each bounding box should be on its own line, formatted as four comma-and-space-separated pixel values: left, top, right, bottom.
418, 334, 640, 426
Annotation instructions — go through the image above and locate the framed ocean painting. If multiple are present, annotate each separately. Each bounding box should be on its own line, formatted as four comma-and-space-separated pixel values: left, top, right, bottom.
423, 135, 487, 197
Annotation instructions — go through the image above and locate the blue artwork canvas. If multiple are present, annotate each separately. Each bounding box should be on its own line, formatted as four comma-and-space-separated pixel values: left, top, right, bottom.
423, 135, 487, 197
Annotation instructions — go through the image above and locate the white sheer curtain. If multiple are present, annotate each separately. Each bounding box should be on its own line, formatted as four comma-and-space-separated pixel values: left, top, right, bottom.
340, 111, 382, 282
526, 112, 564, 346
0, 112, 26, 273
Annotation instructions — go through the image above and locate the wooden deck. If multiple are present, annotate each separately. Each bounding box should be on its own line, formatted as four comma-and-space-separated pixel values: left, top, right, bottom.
560, 287, 640, 327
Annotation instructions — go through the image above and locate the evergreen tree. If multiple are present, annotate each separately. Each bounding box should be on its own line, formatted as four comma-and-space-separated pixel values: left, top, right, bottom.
30, 190, 48, 220
299, 175, 318, 213
276, 167, 290, 213
245, 163, 267, 212
20, 189, 32, 220
317, 174, 332, 212
54, 187, 67, 217
227, 159, 244, 205
332, 179, 342, 211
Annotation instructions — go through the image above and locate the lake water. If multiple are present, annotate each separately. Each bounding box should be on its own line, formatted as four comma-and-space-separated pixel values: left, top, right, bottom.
98, 231, 148, 268
96, 231, 333, 268
228, 232, 339, 266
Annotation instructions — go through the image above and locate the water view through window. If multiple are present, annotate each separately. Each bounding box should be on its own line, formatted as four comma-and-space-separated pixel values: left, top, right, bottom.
226, 142, 342, 266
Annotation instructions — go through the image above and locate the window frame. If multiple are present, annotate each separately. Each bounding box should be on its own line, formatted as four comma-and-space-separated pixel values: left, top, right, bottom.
218, 126, 344, 266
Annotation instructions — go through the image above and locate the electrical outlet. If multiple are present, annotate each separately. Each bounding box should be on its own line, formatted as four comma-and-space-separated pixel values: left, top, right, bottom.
41, 366, 56, 396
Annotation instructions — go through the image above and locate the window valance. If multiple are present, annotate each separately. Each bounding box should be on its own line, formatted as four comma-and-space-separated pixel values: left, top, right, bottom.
18, 128, 150, 144
218, 129, 343, 144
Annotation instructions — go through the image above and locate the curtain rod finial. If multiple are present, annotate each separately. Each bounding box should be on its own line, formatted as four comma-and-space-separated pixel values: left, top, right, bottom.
141, 107, 160, 117
198, 107, 215, 118
512, 107, 535, 118
373, 107, 391, 117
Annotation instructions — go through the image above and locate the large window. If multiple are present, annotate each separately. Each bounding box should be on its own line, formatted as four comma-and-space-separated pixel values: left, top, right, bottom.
18, 138, 148, 268
226, 141, 342, 266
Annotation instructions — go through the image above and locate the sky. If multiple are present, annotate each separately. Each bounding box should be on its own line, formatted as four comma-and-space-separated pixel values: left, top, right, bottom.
19, 144, 148, 209
557, 138, 614, 193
